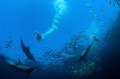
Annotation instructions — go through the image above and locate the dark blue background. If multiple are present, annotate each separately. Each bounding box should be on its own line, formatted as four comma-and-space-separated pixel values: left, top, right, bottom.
0, 0, 120, 79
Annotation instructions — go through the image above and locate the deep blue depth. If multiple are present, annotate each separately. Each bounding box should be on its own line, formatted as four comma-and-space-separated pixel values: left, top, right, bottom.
0, 0, 120, 79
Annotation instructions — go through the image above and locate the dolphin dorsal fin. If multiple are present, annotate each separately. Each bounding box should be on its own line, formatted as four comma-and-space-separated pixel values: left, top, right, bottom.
17, 59, 22, 65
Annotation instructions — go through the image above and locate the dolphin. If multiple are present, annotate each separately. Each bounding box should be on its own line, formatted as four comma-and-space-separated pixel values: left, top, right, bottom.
21, 39, 35, 61
2, 55, 39, 78
78, 36, 99, 61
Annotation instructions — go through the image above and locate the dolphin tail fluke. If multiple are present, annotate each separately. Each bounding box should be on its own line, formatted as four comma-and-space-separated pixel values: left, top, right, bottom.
94, 36, 99, 42
26, 72, 30, 78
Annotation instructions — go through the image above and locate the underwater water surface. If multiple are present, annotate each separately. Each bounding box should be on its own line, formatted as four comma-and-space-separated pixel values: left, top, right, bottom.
0, 0, 120, 79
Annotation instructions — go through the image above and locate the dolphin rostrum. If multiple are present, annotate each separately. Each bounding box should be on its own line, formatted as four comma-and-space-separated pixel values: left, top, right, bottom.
21, 39, 35, 61
2, 55, 39, 78
79, 36, 99, 61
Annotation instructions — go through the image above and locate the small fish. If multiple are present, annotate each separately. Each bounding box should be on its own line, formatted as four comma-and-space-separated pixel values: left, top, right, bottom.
101, 22, 105, 26
89, 6, 92, 8
93, 32, 97, 34
18, 55, 21, 57
5, 46, 9, 48
102, 5, 104, 7
93, 15, 99, 18
97, 18, 100, 20
86, 4, 90, 6
101, 22, 105, 24
89, 11, 95, 13
86, 27, 88, 30
100, 8, 106, 13
100, 8, 104, 12
84, 37, 89, 40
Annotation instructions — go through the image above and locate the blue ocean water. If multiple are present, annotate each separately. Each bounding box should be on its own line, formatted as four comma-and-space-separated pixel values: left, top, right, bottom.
0, 0, 120, 79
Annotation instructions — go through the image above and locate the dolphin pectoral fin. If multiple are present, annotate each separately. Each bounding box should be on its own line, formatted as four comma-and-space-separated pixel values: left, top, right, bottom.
26, 72, 30, 78
94, 36, 99, 41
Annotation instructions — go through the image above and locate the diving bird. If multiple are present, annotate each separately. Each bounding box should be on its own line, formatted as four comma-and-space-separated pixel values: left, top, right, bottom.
78, 36, 99, 61
21, 39, 35, 61
2, 55, 39, 78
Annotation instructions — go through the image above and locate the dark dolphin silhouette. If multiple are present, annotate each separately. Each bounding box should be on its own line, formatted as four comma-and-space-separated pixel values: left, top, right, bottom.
2, 55, 39, 78
21, 39, 35, 61
79, 36, 99, 61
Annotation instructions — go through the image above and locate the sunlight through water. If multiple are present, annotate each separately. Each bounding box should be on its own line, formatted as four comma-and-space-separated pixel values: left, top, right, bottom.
40, 0, 67, 40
